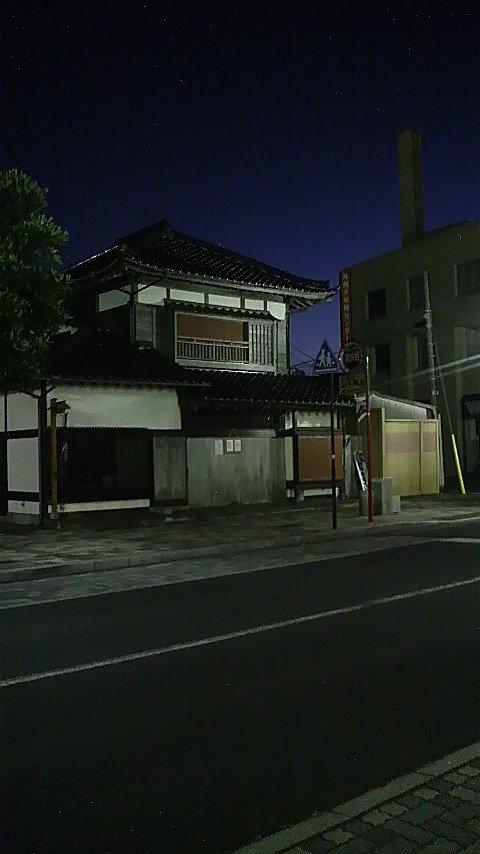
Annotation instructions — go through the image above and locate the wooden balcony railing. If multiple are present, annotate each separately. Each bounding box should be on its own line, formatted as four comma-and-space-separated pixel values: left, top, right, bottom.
177, 337, 250, 364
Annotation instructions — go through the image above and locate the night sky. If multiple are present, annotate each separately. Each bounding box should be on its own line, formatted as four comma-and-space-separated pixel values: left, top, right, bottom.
3, 2, 479, 371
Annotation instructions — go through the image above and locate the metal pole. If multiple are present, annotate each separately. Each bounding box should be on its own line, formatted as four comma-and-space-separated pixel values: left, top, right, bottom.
423, 271, 438, 409
365, 354, 373, 523
50, 399, 59, 526
292, 410, 299, 502
330, 371, 337, 529
431, 339, 465, 495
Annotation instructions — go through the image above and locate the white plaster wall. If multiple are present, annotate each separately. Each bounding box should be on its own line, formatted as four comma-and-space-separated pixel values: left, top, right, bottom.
138, 285, 168, 305
8, 437, 39, 490
98, 290, 130, 311
208, 294, 241, 308
48, 385, 182, 429
284, 411, 329, 429
8, 500, 39, 515
245, 298, 264, 311
266, 301, 286, 320
296, 411, 330, 428
170, 288, 205, 304
3, 392, 38, 431
58, 499, 150, 513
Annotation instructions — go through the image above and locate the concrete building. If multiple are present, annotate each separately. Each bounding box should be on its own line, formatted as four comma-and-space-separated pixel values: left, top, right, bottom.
344, 130, 480, 481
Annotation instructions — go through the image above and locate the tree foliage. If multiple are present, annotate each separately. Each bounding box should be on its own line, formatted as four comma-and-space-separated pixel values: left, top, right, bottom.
0, 169, 71, 391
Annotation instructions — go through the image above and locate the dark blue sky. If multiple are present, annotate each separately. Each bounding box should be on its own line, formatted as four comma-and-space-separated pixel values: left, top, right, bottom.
3, 1, 479, 370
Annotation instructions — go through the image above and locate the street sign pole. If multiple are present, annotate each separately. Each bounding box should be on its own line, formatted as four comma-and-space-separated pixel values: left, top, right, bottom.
330, 371, 337, 530
365, 354, 373, 523
314, 338, 338, 530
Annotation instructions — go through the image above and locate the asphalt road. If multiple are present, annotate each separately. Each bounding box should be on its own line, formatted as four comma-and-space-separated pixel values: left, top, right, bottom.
2, 526, 479, 854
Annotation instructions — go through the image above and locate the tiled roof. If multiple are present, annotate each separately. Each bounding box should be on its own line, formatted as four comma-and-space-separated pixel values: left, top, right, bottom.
43, 331, 353, 409
45, 329, 202, 386
184, 369, 354, 410
66, 219, 331, 299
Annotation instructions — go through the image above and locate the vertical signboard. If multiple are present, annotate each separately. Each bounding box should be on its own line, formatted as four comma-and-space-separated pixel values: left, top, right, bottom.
339, 269, 352, 347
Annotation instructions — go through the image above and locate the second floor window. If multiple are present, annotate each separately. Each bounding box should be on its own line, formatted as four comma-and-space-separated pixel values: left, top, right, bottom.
456, 259, 480, 298
408, 275, 425, 311
375, 342, 391, 376
466, 327, 480, 358
367, 288, 386, 320
411, 334, 429, 372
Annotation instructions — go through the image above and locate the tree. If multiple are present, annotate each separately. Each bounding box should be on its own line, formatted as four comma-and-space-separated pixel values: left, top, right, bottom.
0, 169, 71, 391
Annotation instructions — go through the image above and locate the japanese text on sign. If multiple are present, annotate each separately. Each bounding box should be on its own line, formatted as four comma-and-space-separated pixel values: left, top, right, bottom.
339, 269, 352, 346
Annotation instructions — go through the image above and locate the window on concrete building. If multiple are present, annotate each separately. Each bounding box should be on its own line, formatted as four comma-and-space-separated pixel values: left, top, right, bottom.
367, 288, 386, 319
408, 275, 425, 311
412, 334, 429, 372
456, 258, 480, 297
375, 343, 391, 376
465, 327, 480, 358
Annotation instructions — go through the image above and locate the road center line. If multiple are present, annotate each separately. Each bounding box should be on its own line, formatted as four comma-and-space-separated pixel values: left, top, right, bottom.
2, 575, 479, 688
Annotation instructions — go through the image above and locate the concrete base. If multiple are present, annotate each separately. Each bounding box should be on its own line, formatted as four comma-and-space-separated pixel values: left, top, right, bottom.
5, 512, 39, 526
390, 495, 401, 513
359, 478, 401, 516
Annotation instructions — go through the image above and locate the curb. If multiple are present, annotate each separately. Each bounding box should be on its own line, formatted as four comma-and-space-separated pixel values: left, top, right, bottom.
229, 742, 480, 854
0, 533, 320, 584
1, 509, 479, 584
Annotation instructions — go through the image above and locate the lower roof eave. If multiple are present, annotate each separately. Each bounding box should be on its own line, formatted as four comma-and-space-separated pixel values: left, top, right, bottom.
45, 375, 208, 390
195, 399, 355, 412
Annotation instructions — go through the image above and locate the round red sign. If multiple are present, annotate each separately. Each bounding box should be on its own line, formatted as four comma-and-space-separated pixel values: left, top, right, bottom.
339, 342, 364, 373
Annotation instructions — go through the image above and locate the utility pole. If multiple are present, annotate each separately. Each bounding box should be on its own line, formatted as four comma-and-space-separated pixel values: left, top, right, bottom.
423, 273, 465, 493
423, 271, 438, 409
364, 353, 373, 523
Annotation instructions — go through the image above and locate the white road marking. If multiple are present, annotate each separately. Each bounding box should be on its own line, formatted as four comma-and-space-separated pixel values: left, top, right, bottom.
436, 537, 480, 544
2, 575, 479, 689
413, 515, 480, 525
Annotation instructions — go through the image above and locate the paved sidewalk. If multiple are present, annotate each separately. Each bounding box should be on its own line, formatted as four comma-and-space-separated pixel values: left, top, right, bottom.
229, 744, 480, 854
0, 493, 479, 584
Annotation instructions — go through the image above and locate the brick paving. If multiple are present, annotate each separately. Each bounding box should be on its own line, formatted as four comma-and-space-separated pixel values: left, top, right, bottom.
230, 743, 480, 853
1, 492, 479, 586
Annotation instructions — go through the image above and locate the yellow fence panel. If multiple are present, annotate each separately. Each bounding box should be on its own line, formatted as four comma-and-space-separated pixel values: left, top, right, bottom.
384, 421, 421, 496
420, 421, 439, 494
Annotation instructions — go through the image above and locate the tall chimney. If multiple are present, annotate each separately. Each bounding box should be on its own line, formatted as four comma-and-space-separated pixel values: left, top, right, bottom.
397, 130, 425, 245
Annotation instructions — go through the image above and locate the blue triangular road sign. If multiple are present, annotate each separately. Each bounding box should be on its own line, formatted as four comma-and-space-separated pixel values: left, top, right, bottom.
314, 339, 338, 373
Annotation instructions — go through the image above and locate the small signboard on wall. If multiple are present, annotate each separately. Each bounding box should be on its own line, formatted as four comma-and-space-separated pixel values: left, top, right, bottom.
339, 373, 366, 395
223, 438, 242, 454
